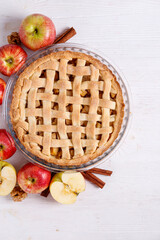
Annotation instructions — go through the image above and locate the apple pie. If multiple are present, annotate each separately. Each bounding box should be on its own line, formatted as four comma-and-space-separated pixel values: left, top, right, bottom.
10, 51, 124, 166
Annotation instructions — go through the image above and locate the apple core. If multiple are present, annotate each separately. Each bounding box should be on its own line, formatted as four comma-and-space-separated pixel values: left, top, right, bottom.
5, 57, 14, 66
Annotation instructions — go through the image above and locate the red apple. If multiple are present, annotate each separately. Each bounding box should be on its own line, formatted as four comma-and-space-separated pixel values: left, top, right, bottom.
0, 129, 16, 160
18, 163, 51, 194
0, 78, 6, 105
19, 14, 56, 51
0, 44, 27, 76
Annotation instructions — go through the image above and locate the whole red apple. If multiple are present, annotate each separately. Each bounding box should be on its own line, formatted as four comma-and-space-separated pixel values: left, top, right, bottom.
18, 163, 51, 194
0, 78, 6, 105
0, 44, 27, 76
0, 129, 16, 160
19, 14, 56, 51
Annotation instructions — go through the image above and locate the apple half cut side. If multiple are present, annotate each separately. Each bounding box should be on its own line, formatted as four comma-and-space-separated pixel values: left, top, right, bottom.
50, 172, 86, 204
0, 163, 16, 196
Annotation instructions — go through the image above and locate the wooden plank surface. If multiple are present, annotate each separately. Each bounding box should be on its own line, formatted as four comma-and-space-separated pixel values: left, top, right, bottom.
0, 0, 160, 239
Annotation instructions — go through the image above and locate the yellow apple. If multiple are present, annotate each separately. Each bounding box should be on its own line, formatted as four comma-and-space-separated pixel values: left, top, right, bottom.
0, 160, 16, 196
50, 171, 85, 204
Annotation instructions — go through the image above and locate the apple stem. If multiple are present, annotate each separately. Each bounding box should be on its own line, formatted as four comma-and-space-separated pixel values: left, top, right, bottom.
5, 58, 13, 64
32, 28, 38, 36
28, 177, 36, 183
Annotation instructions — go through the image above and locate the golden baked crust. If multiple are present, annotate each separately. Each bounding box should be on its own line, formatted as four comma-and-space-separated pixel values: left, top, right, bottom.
10, 51, 124, 166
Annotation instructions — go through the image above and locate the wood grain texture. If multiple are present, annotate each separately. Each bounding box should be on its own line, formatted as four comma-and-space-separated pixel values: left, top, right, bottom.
0, 0, 160, 239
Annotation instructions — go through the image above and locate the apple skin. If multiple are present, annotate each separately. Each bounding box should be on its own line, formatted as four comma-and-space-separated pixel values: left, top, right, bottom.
18, 163, 51, 194
0, 44, 27, 76
0, 129, 16, 160
0, 78, 6, 105
0, 160, 17, 196
19, 14, 56, 51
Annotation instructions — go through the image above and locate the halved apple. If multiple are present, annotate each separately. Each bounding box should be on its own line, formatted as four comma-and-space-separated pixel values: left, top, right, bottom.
50, 172, 85, 204
0, 161, 16, 196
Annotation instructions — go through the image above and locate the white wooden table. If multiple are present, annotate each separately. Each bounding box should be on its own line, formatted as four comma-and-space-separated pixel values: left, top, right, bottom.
0, 0, 160, 239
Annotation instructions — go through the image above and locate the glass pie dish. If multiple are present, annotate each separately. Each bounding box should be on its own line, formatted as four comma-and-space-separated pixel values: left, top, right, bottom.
3, 43, 131, 172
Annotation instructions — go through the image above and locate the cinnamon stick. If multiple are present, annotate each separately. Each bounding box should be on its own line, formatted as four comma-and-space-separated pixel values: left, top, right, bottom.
82, 172, 105, 189
87, 168, 113, 176
54, 27, 76, 44
40, 187, 50, 198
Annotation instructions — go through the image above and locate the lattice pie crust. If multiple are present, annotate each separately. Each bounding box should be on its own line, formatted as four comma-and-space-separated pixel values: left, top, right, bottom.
10, 51, 124, 166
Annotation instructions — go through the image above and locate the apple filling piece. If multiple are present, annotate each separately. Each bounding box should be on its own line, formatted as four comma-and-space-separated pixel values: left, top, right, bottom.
66, 90, 73, 96
68, 58, 77, 66
39, 69, 46, 78
66, 104, 73, 112
54, 71, 59, 82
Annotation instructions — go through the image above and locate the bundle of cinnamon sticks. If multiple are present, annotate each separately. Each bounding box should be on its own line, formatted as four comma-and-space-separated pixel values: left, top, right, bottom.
82, 168, 112, 189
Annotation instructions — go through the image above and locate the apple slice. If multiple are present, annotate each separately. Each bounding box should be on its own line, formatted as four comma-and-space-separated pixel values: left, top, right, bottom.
50, 172, 85, 204
0, 161, 16, 196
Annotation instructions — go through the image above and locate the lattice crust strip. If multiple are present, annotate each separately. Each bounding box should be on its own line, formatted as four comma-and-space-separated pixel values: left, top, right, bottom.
10, 51, 124, 164
72, 59, 86, 158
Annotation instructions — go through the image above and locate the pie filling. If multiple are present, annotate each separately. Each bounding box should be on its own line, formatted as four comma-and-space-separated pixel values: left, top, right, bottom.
10, 51, 124, 165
